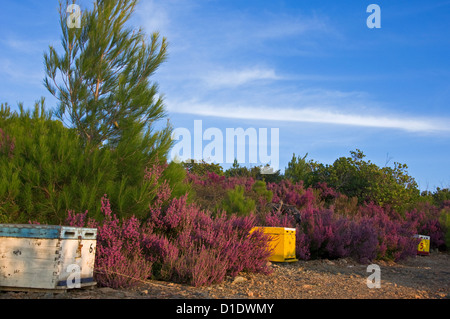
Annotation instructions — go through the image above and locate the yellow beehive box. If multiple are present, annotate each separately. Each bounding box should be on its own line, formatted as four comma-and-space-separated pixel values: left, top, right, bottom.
415, 235, 430, 256
251, 227, 298, 262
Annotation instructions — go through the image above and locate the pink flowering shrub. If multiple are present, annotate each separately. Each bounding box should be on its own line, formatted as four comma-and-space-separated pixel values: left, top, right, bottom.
65, 163, 272, 288
142, 195, 272, 286
65, 195, 152, 288
405, 202, 447, 250
359, 203, 420, 261
259, 178, 440, 263
64, 162, 448, 288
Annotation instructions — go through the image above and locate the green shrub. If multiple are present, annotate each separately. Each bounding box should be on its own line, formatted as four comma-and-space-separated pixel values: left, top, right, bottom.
220, 185, 256, 216
285, 149, 420, 212
0, 100, 186, 224
440, 208, 450, 249
251, 180, 273, 203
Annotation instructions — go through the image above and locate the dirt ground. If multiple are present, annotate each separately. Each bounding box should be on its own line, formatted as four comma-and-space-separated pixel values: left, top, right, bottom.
1, 251, 448, 300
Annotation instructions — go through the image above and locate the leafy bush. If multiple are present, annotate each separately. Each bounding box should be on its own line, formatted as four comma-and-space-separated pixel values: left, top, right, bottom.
285, 149, 420, 212
182, 159, 224, 176
406, 202, 448, 250
259, 174, 442, 262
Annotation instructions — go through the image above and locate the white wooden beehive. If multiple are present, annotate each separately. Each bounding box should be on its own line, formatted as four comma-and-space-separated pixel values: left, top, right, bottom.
0, 224, 97, 292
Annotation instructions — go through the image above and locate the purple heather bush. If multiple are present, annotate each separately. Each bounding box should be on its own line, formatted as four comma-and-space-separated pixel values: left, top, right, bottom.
64, 162, 447, 288
405, 202, 447, 250
66, 195, 152, 288
260, 179, 441, 263
65, 164, 272, 288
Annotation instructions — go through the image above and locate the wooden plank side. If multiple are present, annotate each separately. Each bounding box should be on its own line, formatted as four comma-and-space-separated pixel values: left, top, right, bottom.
0, 237, 60, 289
0, 261, 57, 289
59, 239, 97, 283
0, 238, 61, 263
0, 237, 60, 252
0, 236, 97, 290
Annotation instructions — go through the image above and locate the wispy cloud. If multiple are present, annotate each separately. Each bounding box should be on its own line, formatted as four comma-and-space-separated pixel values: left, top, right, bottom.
0, 58, 43, 85
201, 67, 280, 88
135, 0, 171, 36
250, 12, 335, 40
167, 99, 450, 134
134, 1, 449, 135
1, 38, 49, 54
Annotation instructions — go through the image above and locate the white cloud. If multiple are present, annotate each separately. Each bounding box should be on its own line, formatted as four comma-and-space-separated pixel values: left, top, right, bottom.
2, 38, 49, 54
167, 99, 450, 134
132, 1, 449, 135
0, 58, 43, 85
251, 13, 334, 40
202, 67, 280, 88
136, 0, 171, 35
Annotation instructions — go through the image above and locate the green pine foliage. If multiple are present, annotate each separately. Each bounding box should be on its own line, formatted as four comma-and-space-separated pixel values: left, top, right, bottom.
285, 153, 313, 184
162, 161, 192, 200
0, 99, 185, 224
251, 180, 273, 203
44, 0, 170, 151
1, 0, 185, 224
220, 185, 256, 217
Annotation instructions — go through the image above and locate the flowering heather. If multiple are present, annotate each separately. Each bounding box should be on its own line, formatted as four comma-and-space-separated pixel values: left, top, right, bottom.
65, 195, 152, 288
64, 163, 448, 288
261, 179, 445, 263
143, 195, 272, 286
405, 203, 447, 250
65, 181, 272, 288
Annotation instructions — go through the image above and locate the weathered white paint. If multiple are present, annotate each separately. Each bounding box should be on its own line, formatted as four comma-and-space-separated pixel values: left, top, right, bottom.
0, 225, 97, 291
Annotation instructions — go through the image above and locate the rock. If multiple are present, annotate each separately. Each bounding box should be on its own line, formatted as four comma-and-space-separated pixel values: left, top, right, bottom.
232, 276, 247, 284
98, 287, 116, 294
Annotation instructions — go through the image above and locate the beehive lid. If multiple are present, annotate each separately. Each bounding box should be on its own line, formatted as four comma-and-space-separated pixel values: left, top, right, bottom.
0, 224, 97, 239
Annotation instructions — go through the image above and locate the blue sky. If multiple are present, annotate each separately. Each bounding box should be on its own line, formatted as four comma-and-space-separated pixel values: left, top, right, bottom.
0, 0, 449, 190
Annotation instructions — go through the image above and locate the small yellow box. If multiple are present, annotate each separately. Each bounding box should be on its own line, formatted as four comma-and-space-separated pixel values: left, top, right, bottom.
416, 235, 430, 256
251, 227, 298, 262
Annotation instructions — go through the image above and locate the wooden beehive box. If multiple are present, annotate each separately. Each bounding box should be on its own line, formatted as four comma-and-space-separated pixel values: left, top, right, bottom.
0, 224, 97, 292
251, 226, 298, 262
415, 234, 431, 256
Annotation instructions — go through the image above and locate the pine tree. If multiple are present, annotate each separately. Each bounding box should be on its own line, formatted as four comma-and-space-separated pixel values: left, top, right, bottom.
43, 0, 171, 152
